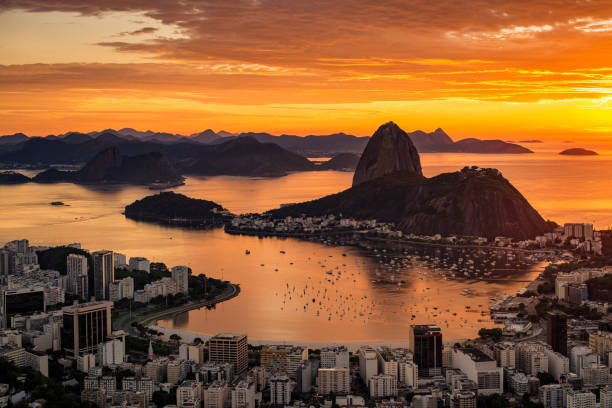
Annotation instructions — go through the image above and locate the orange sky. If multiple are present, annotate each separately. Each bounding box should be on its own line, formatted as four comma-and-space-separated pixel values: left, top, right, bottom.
2, 0, 612, 141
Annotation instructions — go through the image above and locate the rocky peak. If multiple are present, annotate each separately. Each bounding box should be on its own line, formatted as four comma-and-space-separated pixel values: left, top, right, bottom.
77, 146, 124, 182
352, 121, 423, 186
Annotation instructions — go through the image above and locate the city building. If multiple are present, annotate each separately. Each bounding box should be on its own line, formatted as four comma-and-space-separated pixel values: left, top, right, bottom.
260, 345, 308, 378
321, 346, 350, 369
588, 331, 612, 361
204, 381, 230, 408
109, 277, 134, 301
93, 250, 114, 300
67, 254, 88, 299
129, 257, 150, 273
209, 333, 248, 375
270, 374, 293, 405
369, 374, 397, 399
359, 347, 378, 384
601, 386, 612, 408
410, 325, 443, 377
177, 380, 202, 408
566, 390, 596, 408
231, 380, 255, 408
547, 312, 568, 355
539, 384, 570, 408
450, 391, 477, 408
61, 300, 113, 356
1, 287, 46, 328
113, 253, 127, 268
171, 265, 190, 295
451, 348, 502, 395
318, 368, 350, 395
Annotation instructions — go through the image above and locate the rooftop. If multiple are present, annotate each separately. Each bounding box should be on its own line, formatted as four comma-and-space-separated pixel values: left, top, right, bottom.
457, 348, 495, 363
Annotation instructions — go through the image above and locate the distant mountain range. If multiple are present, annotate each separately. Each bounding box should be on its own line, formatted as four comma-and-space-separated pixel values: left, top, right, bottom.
0, 126, 532, 157
0, 134, 321, 178
2, 147, 184, 186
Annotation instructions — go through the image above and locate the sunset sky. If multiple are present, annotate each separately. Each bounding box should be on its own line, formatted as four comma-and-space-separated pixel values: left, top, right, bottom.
2, 0, 612, 141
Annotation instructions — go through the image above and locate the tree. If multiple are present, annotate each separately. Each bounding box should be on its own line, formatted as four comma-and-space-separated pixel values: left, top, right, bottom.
170, 334, 182, 344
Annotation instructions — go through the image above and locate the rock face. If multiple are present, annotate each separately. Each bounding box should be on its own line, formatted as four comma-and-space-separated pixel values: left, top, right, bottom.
270, 121, 552, 240
77, 147, 183, 184
352, 122, 423, 186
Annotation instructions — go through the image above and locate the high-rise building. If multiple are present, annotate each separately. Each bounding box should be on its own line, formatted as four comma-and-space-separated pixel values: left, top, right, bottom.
451, 391, 477, 408
204, 381, 230, 408
209, 333, 248, 375
368, 374, 397, 399
318, 368, 350, 395
129, 257, 150, 273
410, 325, 443, 377
61, 300, 113, 356
231, 380, 255, 408
566, 390, 596, 408
451, 348, 502, 396
547, 312, 567, 356
113, 253, 127, 268
539, 384, 570, 408
269, 374, 294, 405
93, 250, 114, 300
321, 346, 350, 369
0, 250, 9, 287
171, 266, 190, 295
601, 386, 612, 408
260, 345, 308, 378
1, 287, 46, 328
359, 347, 378, 384
588, 331, 612, 361
67, 254, 88, 299
177, 380, 202, 408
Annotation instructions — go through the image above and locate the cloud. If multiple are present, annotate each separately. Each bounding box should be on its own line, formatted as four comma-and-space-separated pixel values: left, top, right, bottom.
118, 26, 158, 36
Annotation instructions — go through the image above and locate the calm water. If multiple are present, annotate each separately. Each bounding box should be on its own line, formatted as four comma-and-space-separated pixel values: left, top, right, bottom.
1, 149, 611, 342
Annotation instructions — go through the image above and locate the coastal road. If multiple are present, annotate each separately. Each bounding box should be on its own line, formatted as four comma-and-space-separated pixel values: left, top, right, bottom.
113, 283, 240, 336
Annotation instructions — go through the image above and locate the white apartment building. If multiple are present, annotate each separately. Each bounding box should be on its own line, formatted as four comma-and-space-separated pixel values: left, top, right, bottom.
204, 381, 230, 408
128, 257, 150, 273
451, 348, 502, 395
369, 374, 397, 399
177, 380, 202, 408
566, 390, 596, 408
359, 347, 378, 384
109, 277, 134, 301
231, 380, 255, 408
171, 265, 190, 295
269, 375, 293, 405
544, 349, 569, 381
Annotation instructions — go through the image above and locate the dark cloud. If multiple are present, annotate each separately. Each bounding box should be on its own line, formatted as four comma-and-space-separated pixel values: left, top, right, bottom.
118, 26, 158, 36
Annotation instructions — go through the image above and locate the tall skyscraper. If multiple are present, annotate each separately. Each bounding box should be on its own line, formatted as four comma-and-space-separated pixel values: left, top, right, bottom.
0, 250, 9, 287
67, 254, 88, 299
61, 300, 113, 356
547, 312, 568, 356
93, 250, 114, 300
208, 333, 248, 375
410, 324, 443, 377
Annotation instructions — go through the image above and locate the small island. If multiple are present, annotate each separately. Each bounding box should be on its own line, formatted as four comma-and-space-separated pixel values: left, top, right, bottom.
49, 201, 66, 206
125, 191, 231, 228
559, 148, 598, 156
